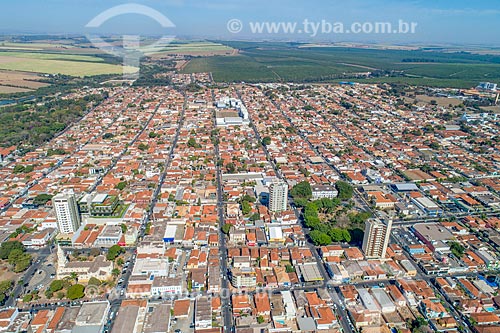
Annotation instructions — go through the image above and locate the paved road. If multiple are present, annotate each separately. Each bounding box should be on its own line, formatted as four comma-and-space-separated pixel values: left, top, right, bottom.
0, 90, 129, 214
237, 87, 354, 333
5, 245, 53, 307
210, 89, 232, 333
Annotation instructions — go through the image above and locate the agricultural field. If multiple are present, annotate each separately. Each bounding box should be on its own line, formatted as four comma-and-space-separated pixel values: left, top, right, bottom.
182, 41, 500, 87
145, 41, 236, 57
0, 51, 136, 77
0, 70, 50, 93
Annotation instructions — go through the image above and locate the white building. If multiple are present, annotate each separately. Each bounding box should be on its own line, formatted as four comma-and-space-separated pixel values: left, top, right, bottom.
52, 189, 81, 234
269, 181, 288, 212
311, 185, 338, 200
362, 219, 392, 259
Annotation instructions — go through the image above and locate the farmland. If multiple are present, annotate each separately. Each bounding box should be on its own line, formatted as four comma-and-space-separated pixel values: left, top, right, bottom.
0, 70, 49, 93
182, 41, 500, 88
0, 51, 135, 77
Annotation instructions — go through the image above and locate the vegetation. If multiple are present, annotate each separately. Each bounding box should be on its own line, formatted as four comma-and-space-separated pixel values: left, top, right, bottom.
221, 224, 231, 234
0, 241, 25, 259
88, 277, 101, 286
262, 136, 272, 145
309, 230, 332, 246
0, 93, 105, 149
0, 280, 13, 304
290, 181, 312, 200
49, 280, 64, 292
450, 241, 466, 258
106, 245, 124, 261
187, 138, 202, 148
336, 181, 354, 201
33, 194, 53, 206
66, 284, 85, 300
115, 181, 127, 191
182, 42, 500, 88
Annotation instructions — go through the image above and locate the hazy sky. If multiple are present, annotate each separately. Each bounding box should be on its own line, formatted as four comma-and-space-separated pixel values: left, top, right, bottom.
1, 0, 499, 45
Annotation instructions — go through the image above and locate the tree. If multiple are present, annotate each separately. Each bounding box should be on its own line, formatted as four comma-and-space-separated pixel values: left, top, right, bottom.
67, 284, 85, 300
0, 280, 12, 305
49, 280, 64, 292
450, 242, 465, 258
8, 249, 31, 272
187, 138, 201, 148
23, 294, 33, 302
290, 181, 312, 200
138, 143, 149, 151
120, 224, 127, 233
257, 315, 265, 324
241, 201, 252, 215
0, 241, 25, 259
106, 245, 124, 261
33, 194, 53, 206
309, 230, 332, 246
262, 136, 272, 145
88, 277, 101, 286
221, 224, 231, 235
336, 181, 353, 201
249, 213, 260, 221
115, 181, 127, 190
117, 258, 124, 266
112, 268, 120, 277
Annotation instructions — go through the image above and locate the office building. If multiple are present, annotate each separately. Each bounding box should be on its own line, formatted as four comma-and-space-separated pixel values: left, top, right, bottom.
269, 181, 288, 212
52, 190, 81, 234
362, 218, 392, 259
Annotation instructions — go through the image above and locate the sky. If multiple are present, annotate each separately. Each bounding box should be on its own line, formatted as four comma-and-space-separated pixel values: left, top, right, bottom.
1, 0, 499, 45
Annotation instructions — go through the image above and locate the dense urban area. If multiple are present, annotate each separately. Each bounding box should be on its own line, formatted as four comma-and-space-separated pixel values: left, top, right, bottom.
0, 39, 500, 333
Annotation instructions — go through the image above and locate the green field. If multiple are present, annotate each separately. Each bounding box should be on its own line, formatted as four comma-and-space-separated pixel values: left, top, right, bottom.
142, 41, 234, 56
181, 41, 500, 87
0, 51, 136, 76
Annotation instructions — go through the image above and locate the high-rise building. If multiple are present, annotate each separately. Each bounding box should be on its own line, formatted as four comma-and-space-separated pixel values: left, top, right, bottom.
362, 218, 392, 259
269, 181, 288, 212
53, 190, 81, 234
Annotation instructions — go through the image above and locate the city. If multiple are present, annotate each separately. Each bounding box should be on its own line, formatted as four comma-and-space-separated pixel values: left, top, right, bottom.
0, 1, 500, 333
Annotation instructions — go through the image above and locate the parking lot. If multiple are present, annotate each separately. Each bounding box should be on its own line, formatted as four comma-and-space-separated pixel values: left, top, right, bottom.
25, 252, 56, 294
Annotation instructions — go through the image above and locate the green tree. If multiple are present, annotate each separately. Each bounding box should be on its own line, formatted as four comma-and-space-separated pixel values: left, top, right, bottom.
115, 181, 127, 190
450, 242, 465, 258
241, 201, 252, 215
309, 230, 332, 246
49, 280, 64, 292
8, 249, 31, 272
290, 181, 312, 200
257, 315, 265, 324
106, 245, 124, 261
67, 284, 85, 300
336, 181, 353, 201
33, 194, 53, 206
0, 241, 25, 259
221, 224, 231, 235
138, 143, 149, 151
0, 280, 13, 304
88, 277, 101, 286
262, 136, 272, 145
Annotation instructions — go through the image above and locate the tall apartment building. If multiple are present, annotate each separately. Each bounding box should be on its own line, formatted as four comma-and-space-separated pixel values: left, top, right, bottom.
53, 190, 81, 234
269, 181, 288, 212
362, 218, 392, 259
